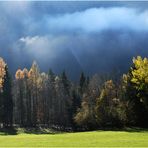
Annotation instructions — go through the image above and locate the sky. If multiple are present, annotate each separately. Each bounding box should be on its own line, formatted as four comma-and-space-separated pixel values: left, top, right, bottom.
1, 1, 148, 80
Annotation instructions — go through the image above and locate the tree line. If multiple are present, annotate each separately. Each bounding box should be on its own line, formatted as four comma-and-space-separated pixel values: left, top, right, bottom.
0, 56, 148, 130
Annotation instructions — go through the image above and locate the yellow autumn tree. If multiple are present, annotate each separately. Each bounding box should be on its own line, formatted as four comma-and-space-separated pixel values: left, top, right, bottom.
0, 57, 6, 91
28, 61, 40, 125
131, 56, 148, 108
15, 69, 24, 80
22, 68, 29, 78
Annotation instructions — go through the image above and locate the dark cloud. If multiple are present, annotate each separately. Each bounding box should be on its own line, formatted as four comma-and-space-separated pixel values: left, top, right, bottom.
0, 1, 148, 80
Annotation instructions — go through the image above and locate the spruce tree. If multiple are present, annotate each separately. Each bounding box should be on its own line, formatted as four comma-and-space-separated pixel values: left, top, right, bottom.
79, 72, 86, 94
3, 65, 13, 127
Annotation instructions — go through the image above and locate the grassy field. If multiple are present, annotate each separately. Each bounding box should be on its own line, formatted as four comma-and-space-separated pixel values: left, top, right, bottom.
0, 128, 148, 147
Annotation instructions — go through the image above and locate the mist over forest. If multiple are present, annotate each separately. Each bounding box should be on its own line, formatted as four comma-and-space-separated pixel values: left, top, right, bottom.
1, 1, 148, 80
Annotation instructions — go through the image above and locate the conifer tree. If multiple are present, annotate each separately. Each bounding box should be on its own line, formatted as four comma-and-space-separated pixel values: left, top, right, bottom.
3, 65, 13, 127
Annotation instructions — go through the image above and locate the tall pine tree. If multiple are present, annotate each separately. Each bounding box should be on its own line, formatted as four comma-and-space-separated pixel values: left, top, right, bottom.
2, 64, 13, 127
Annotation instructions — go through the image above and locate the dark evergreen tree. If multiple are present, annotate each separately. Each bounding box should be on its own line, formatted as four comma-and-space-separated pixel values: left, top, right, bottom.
79, 72, 86, 94
0, 91, 3, 127
48, 69, 55, 82
47, 69, 56, 126
61, 71, 70, 95
2, 65, 13, 127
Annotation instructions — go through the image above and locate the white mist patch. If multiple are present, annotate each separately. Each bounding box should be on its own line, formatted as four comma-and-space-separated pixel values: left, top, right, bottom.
20, 36, 40, 45
46, 7, 148, 33
18, 35, 70, 60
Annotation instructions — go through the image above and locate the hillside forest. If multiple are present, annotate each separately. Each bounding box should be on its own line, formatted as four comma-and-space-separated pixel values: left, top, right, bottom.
0, 56, 148, 130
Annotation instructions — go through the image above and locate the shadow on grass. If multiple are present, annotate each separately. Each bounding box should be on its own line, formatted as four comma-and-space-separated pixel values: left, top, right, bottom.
0, 127, 17, 135
95, 127, 148, 133
0, 127, 148, 135
23, 127, 61, 135
123, 127, 148, 133
0, 127, 63, 135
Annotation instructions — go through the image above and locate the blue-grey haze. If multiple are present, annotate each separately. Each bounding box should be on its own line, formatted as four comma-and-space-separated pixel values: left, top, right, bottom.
0, 1, 148, 79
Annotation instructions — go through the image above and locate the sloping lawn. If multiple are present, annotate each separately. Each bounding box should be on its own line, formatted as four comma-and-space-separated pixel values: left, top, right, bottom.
0, 129, 148, 147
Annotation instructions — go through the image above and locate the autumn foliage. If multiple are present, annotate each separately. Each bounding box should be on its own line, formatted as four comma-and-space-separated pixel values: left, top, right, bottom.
0, 56, 148, 129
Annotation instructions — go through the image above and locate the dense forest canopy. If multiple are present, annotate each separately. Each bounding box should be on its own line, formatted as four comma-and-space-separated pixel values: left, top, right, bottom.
0, 1, 148, 130
0, 56, 148, 130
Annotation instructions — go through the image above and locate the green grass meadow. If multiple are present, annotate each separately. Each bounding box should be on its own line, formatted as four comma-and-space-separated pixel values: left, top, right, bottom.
0, 129, 148, 147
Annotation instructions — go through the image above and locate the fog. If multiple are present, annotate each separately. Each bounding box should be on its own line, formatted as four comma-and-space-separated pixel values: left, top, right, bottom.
0, 1, 148, 79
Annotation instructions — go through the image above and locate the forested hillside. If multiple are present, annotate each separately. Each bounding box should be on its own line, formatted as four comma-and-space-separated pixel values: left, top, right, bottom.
0, 56, 148, 130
